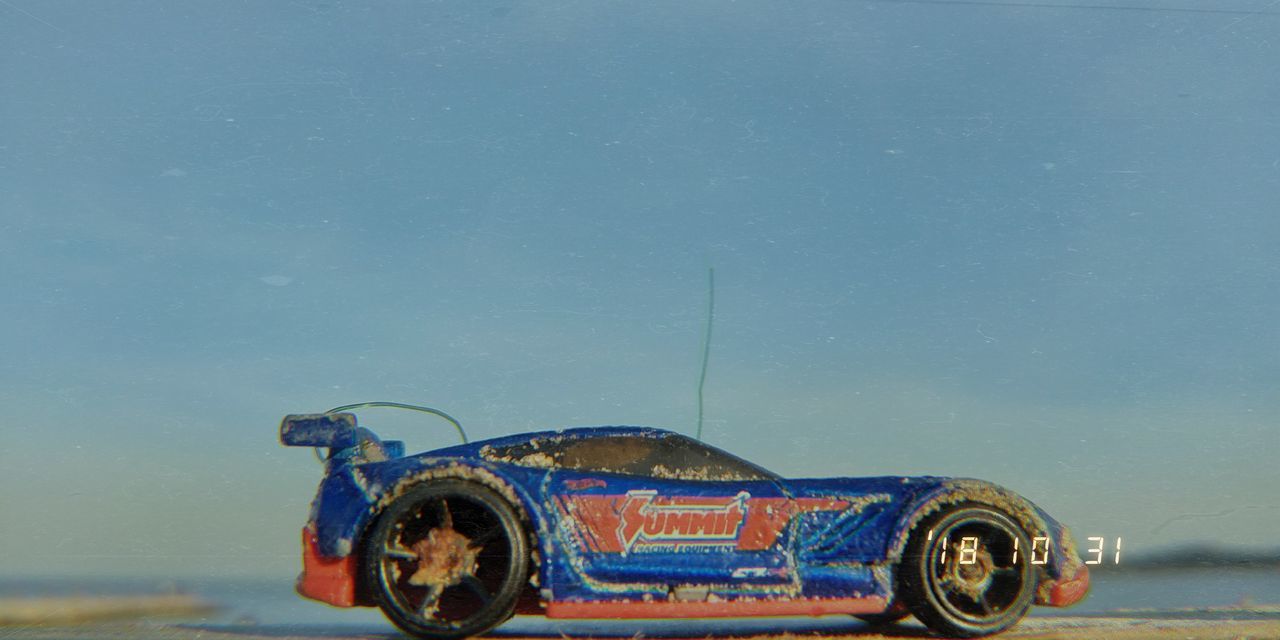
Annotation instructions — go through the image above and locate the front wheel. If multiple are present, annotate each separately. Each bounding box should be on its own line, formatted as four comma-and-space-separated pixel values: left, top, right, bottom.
854, 609, 910, 627
363, 479, 529, 640
898, 505, 1035, 638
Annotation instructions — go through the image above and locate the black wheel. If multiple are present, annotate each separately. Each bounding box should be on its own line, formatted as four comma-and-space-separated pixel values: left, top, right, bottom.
854, 609, 910, 627
364, 479, 528, 640
898, 505, 1035, 638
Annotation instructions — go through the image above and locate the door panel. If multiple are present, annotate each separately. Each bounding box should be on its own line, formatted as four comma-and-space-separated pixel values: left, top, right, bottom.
549, 470, 795, 588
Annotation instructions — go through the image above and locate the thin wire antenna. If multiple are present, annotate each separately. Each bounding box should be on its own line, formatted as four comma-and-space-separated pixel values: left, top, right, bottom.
696, 268, 715, 441
326, 401, 468, 443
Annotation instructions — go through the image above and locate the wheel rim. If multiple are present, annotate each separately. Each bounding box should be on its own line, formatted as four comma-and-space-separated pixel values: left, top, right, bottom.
922, 511, 1031, 626
375, 489, 519, 631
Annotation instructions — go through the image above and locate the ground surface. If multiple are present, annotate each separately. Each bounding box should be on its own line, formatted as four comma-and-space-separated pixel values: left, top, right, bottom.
4, 613, 1280, 640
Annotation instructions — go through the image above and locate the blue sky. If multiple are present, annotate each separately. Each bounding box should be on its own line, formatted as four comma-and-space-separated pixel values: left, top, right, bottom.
1, 0, 1277, 578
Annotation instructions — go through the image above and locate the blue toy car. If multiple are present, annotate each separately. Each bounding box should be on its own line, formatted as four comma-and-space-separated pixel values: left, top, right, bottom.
281, 412, 1088, 639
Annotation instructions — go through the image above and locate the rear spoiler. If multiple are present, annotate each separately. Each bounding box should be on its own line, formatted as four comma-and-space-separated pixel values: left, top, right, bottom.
280, 413, 358, 448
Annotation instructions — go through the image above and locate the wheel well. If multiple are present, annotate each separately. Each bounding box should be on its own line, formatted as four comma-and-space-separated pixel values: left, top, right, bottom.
895, 504, 1038, 637
889, 485, 1050, 562
352, 473, 543, 608
891, 499, 1053, 605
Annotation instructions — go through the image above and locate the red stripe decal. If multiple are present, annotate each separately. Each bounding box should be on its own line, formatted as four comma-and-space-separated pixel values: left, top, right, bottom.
562, 492, 851, 554
547, 596, 888, 618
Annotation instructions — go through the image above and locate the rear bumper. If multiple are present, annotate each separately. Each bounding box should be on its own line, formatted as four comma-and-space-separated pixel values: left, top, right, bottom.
297, 527, 360, 607
1046, 564, 1090, 607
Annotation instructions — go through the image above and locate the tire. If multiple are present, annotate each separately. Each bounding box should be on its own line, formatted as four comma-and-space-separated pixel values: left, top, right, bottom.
854, 609, 910, 626
898, 505, 1035, 638
364, 479, 529, 640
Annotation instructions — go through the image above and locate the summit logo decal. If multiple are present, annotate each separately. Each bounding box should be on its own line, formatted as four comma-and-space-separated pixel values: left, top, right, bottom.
617, 490, 748, 553
558, 489, 848, 554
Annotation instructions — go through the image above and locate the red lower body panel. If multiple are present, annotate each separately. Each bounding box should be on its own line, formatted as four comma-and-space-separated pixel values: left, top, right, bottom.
297, 528, 359, 607
1047, 565, 1090, 607
547, 596, 888, 618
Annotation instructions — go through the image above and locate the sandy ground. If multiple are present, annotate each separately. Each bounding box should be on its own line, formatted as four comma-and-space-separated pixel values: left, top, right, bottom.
3, 614, 1280, 640
4, 598, 1280, 640
0, 595, 216, 626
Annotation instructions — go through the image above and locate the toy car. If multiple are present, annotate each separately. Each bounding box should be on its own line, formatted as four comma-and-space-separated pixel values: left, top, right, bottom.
281, 412, 1089, 639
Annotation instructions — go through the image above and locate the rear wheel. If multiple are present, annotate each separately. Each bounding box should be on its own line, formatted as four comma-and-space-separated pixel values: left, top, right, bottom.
898, 505, 1035, 637
364, 480, 528, 640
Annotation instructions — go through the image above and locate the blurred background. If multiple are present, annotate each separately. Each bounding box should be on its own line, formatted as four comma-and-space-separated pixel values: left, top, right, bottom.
1, 0, 1277, 622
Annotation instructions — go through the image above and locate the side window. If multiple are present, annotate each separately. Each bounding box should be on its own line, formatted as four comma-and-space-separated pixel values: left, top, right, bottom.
480, 435, 661, 474
482, 433, 776, 481
558, 436, 660, 474
643, 435, 777, 482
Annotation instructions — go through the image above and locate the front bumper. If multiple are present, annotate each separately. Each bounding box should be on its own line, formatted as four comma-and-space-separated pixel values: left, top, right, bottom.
297, 527, 360, 607
1046, 564, 1090, 607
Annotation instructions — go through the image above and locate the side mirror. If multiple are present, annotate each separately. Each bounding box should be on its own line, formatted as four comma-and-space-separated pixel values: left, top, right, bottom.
383, 440, 405, 458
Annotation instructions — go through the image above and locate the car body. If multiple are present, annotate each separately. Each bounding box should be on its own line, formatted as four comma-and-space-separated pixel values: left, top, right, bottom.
281, 413, 1089, 639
